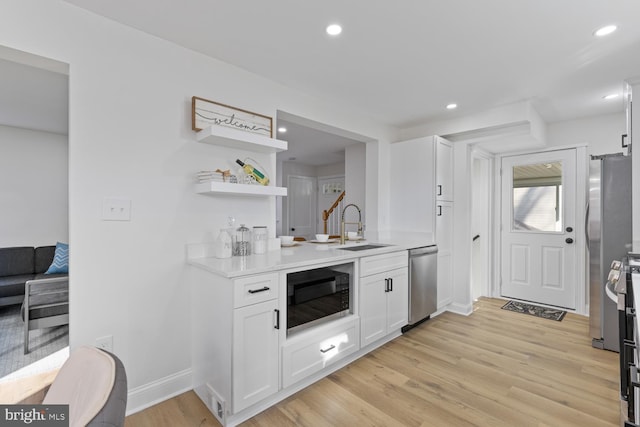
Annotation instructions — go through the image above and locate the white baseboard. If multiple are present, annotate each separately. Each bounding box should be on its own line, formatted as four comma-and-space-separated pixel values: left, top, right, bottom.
446, 302, 473, 316
126, 368, 192, 416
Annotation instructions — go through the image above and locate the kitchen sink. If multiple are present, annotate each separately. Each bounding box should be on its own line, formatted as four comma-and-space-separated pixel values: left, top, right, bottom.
337, 244, 391, 251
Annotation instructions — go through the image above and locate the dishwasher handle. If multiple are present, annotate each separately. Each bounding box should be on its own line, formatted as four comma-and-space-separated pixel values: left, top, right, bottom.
409, 246, 438, 256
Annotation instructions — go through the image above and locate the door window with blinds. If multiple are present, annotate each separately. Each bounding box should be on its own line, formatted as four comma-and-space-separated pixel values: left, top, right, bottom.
512, 161, 563, 232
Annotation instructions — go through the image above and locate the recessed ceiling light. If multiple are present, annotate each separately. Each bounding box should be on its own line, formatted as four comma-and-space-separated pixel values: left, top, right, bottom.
278, 127, 287, 133
446, 103, 457, 110
603, 93, 619, 100
594, 25, 617, 37
326, 24, 342, 36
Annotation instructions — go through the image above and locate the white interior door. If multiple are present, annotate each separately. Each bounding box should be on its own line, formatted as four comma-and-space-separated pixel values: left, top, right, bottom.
287, 175, 317, 239
500, 149, 577, 309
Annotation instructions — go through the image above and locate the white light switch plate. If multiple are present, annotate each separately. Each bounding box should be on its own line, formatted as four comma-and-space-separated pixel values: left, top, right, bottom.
102, 197, 131, 221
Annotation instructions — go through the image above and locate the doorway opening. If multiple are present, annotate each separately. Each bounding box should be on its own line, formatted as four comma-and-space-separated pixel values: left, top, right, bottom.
275, 111, 370, 241
0, 45, 70, 391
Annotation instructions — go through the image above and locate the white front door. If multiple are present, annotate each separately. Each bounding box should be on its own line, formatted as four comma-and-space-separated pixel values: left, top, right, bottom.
500, 149, 577, 309
287, 175, 317, 239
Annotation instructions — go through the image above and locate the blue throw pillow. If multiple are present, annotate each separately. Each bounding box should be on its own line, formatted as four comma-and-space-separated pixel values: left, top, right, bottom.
45, 242, 69, 274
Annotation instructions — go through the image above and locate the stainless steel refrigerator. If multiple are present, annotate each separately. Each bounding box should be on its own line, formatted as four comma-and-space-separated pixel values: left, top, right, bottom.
589, 153, 632, 352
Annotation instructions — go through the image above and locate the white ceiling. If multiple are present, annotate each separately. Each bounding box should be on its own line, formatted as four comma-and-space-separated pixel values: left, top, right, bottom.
62, 0, 640, 128
4, 1, 640, 161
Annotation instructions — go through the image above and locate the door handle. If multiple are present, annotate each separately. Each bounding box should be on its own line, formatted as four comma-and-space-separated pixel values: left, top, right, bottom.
248, 286, 270, 294
389, 278, 393, 292
274, 309, 280, 329
320, 344, 336, 353
565, 227, 573, 232
437, 205, 442, 216
291, 228, 296, 231
622, 133, 629, 148
437, 185, 442, 196
384, 278, 390, 292
565, 238, 574, 244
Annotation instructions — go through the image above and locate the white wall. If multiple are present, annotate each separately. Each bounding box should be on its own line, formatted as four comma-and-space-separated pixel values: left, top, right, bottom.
344, 143, 366, 228
546, 113, 625, 155
316, 162, 345, 177
0, 0, 397, 412
0, 125, 68, 247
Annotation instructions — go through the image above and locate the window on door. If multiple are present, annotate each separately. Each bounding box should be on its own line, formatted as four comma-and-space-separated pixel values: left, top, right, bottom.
512, 161, 562, 232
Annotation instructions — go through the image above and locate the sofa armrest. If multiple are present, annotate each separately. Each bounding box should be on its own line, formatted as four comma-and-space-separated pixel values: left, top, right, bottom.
24, 277, 69, 310
24, 276, 69, 354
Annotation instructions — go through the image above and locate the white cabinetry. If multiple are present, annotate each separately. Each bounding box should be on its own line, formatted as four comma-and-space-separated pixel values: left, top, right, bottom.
231, 274, 281, 412
389, 136, 435, 233
390, 135, 454, 310
435, 136, 454, 308
435, 201, 454, 308
435, 137, 454, 202
194, 125, 288, 197
191, 270, 281, 422
282, 316, 359, 388
359, 251, 408, 347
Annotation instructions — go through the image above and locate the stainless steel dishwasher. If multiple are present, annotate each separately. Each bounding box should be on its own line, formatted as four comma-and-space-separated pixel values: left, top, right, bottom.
406, 245, 438, 328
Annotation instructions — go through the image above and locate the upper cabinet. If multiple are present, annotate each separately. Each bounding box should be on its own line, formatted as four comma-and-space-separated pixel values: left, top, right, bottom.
194, 125, 288, 197
389, 135, 454, 231
435, 136, 454, 202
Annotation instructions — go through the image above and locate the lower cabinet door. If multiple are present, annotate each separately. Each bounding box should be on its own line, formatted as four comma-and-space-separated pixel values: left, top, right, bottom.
385, 267, 409, 332
232, 299, 280, 413
359, 272, 388, 347
282, 317, 359, 388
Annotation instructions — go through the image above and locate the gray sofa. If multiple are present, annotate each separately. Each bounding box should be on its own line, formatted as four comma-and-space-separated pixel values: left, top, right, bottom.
0, 246, 67, 307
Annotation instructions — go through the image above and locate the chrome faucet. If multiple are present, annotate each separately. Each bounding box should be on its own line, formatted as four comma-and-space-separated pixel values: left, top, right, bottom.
340, 203, 363, 244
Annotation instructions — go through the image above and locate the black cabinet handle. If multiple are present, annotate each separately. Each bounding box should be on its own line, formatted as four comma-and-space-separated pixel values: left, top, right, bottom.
389, 278, 393, 292
248, 286, 270, 294
473, 234, 480, 241
622, 134, 629, 148
565, 238, 574, 244
384, 278, 390, 292
437, 205, 442, 216
566, 227, 573, 232
320, 344, 336, 353
437, 185, 442, 196
274, 309, 280, 329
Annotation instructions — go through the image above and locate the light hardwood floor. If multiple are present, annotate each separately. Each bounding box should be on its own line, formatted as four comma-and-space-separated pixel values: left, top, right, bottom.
125, 298, 620, 426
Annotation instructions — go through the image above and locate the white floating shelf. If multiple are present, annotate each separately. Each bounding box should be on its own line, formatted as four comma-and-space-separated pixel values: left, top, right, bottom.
195, 181, 288, 197
196, 125, 287, 153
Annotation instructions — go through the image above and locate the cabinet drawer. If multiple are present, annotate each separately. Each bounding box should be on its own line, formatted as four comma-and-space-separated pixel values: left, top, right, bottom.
360, 251, 408, 277
233, 273, 279, 308
282, 317, 359, 388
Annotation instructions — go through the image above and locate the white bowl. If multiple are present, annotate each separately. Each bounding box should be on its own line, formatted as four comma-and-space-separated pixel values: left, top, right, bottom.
315, 234, 330, 242
280, 235, 294, 245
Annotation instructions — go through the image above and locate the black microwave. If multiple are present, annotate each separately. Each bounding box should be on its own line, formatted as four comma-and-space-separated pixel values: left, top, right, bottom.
287, 267, 350, 332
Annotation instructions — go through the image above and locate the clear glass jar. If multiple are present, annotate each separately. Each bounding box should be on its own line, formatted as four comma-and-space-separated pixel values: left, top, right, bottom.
253, 226, 268, 254
214, 228, 233, 259
234, 224, 251, 256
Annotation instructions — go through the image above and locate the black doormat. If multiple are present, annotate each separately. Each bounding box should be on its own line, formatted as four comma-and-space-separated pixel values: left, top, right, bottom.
501, 300, 566, 321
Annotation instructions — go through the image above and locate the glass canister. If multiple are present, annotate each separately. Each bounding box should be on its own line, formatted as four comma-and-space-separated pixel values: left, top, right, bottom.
253, 226, 268, 254
214, 228, 233, 259
234, 224, 252, 256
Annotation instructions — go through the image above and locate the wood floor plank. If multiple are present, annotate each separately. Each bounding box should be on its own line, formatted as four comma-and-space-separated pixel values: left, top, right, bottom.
127, 298, 619, 426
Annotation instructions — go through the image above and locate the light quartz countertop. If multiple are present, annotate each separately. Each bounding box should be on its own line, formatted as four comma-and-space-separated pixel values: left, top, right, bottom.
187, 231, 435, 278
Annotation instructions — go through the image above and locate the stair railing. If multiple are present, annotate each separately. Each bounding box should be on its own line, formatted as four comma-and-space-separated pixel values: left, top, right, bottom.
322, 191, 346, 236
